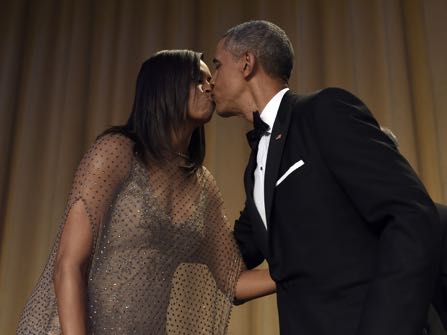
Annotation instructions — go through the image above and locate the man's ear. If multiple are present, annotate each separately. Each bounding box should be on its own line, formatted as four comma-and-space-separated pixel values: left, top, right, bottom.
242, 52, 257, 79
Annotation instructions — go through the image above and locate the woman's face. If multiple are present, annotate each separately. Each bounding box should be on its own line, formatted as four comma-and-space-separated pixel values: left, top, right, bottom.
187, 60, 215, 125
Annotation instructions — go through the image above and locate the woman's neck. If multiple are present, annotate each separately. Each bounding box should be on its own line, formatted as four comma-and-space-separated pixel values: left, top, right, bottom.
171, 126, 194, 155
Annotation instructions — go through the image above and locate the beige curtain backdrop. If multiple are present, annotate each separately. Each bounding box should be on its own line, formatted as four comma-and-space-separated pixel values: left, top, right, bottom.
1, 0, 446, 333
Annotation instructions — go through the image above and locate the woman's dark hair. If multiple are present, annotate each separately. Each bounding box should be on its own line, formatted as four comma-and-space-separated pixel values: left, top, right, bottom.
101, 49, 205, 172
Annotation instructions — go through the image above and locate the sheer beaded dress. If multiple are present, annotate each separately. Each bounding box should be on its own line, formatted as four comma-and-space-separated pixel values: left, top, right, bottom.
17, 133, 243, 334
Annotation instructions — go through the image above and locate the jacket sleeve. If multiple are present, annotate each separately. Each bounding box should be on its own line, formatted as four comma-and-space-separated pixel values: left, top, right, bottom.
234, 204, 265, 270
312, 88, 440, 335
432, 203, 447, 330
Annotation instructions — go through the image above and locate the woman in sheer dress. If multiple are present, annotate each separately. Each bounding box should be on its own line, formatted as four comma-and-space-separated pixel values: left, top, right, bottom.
17, 50, 275, 335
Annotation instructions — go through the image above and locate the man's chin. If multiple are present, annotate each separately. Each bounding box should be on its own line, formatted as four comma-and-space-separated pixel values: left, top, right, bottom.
215, 107, 238, 118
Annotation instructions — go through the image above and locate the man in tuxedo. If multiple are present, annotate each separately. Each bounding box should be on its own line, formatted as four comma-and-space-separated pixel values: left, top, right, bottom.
381, 127, 447, 335
211, 20, 440, 335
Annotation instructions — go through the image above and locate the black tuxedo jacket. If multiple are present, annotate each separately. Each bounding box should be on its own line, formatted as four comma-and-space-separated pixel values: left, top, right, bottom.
431, 203, 447, 333
234, 88, 440, 335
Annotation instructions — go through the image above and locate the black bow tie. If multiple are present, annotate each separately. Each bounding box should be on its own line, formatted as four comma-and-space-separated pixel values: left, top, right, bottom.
246, 111, 270, 150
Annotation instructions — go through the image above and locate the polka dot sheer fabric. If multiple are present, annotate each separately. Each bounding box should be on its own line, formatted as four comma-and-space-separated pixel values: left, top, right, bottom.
17, 133, 243, 334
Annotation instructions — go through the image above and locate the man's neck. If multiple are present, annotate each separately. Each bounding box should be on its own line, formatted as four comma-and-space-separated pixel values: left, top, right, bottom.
243, 80, 288, 122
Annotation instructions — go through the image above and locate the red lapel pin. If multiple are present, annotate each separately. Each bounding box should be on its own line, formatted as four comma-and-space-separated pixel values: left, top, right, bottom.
275, 133, 282, 140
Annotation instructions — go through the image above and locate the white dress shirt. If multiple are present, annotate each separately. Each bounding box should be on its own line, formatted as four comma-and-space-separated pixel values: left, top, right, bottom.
253, 88, 289, 229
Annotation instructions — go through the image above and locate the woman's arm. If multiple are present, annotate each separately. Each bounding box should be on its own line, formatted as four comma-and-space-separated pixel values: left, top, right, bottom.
53, 200, 92, 335
234, 268, 276, 304
52, 133, 134, 334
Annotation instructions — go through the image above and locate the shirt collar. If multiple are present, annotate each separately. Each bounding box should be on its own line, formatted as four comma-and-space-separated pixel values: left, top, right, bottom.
259, 88, 289, 133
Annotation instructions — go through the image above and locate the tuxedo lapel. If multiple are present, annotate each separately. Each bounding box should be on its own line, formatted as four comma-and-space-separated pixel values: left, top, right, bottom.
243, 135, 257, 197
243, 140, 269, 255
264, 92, 294, 228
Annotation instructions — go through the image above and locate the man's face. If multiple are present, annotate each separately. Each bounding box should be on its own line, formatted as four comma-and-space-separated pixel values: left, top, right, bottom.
211, 39, 246, 117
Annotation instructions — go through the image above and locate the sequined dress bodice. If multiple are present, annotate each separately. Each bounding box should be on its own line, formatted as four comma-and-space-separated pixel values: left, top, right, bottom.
17, 134, 242, 335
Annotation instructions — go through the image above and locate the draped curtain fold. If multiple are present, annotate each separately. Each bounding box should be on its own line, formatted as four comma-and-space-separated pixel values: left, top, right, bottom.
1, 0, 446, 334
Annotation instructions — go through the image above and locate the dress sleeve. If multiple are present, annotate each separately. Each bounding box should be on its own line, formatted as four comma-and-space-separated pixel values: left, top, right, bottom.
200, 168, 245, 300
63, 133, 134, 251
16, 133, 135, 335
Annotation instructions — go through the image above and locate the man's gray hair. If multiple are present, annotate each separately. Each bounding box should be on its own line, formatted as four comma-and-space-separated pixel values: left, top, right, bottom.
222, 20, 294, 83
